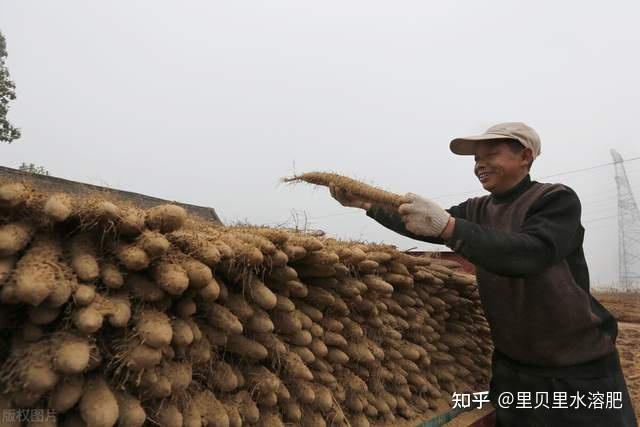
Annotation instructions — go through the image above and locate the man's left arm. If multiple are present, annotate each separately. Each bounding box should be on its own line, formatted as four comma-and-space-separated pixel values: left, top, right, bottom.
367, 199, 468, 244
446, 186, 582, 277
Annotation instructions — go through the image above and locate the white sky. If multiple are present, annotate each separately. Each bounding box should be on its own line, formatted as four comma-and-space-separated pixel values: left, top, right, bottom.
1, 1, 639, 286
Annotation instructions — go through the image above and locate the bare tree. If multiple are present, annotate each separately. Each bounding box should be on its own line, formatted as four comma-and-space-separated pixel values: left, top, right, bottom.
19, 163, 49, 175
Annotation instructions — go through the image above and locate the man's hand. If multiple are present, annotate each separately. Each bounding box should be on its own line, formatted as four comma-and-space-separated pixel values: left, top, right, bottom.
329, 184, 373, 210
399, 193, 452, 238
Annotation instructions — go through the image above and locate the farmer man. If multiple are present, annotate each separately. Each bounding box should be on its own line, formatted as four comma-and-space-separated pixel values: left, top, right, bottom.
330, 122, 637, 426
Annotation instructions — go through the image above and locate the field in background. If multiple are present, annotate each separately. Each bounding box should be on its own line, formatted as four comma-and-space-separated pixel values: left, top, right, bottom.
593, 290, 640, 323
593, 291, 640, 422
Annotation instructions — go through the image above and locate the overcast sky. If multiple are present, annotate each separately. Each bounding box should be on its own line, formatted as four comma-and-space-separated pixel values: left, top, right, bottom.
1, 1, 639, 286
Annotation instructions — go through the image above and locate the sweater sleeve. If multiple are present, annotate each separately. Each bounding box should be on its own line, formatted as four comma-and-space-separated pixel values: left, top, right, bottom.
446, 185, 582, 277
365, 200, 469, 244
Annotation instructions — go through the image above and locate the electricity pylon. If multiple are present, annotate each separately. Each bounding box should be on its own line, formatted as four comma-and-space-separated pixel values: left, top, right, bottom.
611, 149, 640, 290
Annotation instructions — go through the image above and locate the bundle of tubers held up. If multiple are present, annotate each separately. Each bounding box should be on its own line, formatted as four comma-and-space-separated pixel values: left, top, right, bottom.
0, 179, 492, 427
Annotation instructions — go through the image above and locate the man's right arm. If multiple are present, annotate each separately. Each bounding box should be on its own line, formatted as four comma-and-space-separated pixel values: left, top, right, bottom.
366, 200, 468, 244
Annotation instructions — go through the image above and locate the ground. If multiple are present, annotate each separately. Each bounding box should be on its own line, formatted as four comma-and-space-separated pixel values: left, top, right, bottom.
594, 291, 640, 422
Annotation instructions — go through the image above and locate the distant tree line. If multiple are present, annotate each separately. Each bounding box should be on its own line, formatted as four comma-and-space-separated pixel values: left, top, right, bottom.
19, 162, 49, 175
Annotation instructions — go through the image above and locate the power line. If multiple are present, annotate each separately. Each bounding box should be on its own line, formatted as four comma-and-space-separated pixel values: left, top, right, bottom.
308, 210, 359, 220
582, 195, 618, 205
583, 214, 617, 224
303, 156, 639, 223
432, 156, 640, 201
541, 156, 640, 179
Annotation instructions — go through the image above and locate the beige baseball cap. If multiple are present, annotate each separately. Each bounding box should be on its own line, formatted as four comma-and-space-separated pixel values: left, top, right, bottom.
450, 122, 541, 159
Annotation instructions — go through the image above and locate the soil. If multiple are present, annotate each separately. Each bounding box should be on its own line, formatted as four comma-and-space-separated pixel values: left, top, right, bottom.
594, 291, 640, 422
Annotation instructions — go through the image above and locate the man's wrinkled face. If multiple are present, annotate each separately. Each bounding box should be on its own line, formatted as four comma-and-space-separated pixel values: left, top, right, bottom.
474, 140, 531, 194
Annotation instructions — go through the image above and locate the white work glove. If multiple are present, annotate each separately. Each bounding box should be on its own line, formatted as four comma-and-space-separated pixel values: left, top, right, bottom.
398, 193, 451, 237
